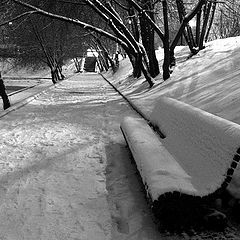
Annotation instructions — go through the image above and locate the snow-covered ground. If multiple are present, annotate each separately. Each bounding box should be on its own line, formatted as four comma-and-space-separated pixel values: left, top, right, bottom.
106, 36, 240, 124
1, 36, 240, 239
0, 74, 139, 239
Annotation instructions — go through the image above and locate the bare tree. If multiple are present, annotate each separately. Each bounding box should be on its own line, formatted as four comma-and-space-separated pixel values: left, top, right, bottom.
6, 0, 218, 86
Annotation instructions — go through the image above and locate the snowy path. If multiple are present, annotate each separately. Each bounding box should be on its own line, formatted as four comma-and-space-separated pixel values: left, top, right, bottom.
1, 73, 238, 239
0, 73, 164, 240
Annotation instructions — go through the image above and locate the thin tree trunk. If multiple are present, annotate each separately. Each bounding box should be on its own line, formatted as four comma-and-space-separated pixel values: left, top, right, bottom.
74, 58, 81, 72
196, 10, 202, 46
128, 5, 140, 41
199, 1, 212, 49
170, 0, 206, 64
0, 73, 10, 110
205, 0, 217, 42
176, 0, 196, 51
90, 34, 116, 71
162, 0, 170, 80
139, 0, 160, 78
91, 40, 108, 71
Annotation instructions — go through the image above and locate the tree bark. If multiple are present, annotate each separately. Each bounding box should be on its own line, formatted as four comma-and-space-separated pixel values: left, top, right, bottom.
139, 0, 160, 78
196, 9, 202, 46
128, 5, 140, 42
176, 0, 196, 51
74, 58, 81, 72
205, 0, 217, 42
199, 1, 212, 49
162, 0, 170, 80
170, 0, 206, 65
0, 73, 10, 110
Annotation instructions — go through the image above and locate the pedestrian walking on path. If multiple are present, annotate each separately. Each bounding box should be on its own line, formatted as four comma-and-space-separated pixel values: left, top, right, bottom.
0, 72, 10, 110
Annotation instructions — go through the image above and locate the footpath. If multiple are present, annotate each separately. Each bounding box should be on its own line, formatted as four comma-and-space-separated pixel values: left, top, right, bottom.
0, 73, 133, 240
0, 79, 53, 118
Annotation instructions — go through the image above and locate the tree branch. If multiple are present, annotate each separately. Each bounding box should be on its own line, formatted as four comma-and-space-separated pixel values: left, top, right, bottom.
111, 0, 129, 11
0, 11, 37, 27
170, 0, 207, 53
124, 0, 164, 40
11, 0, 128, 49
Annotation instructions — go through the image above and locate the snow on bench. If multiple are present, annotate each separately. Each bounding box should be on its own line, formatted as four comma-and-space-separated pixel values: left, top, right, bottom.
121, 97, 240, 201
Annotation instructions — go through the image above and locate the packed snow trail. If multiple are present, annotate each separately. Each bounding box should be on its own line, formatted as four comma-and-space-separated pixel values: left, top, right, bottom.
0, 74, 113, 239
0, 73, 167, 240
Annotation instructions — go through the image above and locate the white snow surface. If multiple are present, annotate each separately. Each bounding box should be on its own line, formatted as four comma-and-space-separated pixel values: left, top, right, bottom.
0, 75, 113, 239
2, 36, 240, 239
150, 97, 240, 197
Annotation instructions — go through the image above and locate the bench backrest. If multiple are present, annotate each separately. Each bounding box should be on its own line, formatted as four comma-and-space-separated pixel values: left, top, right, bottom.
150, 97, 240, 196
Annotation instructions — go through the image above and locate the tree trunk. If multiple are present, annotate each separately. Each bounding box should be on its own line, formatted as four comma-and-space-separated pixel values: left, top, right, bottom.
205, 0, 217, 42
74, 58, 81, 72
140, 58, 154, 88
0, 74, 10, 110
139, 0, 159, 78
196, 10, 202, 46
176, 0, 196, 51
128, 5, 140, 42
170, 0, 207, 64
91, 35, 116, 71
50, 63, 64, 84
162, 0, 170, 80
199, 1, 212, 50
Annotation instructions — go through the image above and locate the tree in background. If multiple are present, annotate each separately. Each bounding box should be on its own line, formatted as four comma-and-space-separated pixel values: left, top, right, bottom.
138, 0, 160, 77
1, 0, 97, 83
210, 0, 240, 39
2, 0, 218, 87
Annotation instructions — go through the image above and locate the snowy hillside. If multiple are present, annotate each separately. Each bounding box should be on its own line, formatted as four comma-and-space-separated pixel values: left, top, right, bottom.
105, 36, 240, 125
105, 35, 240, 205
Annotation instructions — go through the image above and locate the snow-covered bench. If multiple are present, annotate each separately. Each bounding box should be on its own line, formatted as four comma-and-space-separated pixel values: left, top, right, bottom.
121, 97, 240, 202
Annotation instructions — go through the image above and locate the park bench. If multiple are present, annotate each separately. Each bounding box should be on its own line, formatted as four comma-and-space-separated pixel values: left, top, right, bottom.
120, 97, 240, 203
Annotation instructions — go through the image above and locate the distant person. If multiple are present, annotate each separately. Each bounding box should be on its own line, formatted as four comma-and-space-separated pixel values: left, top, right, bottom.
0, 72, 10, 110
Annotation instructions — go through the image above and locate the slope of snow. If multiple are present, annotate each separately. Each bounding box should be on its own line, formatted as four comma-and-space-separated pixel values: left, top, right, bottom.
108, 36, 240, 123
106, 36, 240, 200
